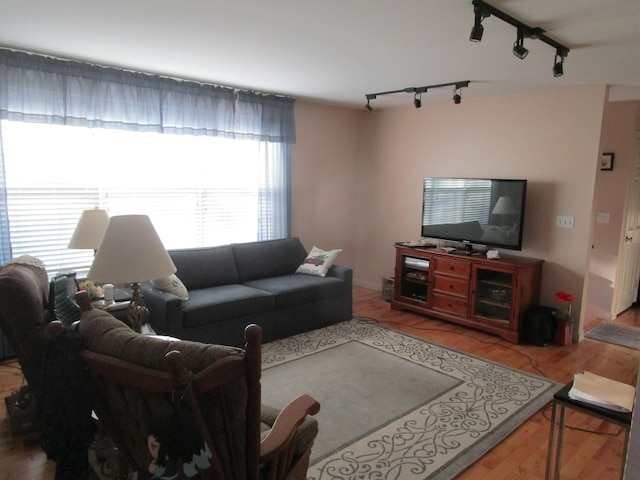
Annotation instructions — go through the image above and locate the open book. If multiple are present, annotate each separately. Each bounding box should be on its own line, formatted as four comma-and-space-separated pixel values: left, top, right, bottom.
568, 371, 636, 413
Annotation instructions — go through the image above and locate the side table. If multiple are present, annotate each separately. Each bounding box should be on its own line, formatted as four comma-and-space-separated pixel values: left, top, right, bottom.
91, 287, 133, 326
545, 382, 632, 480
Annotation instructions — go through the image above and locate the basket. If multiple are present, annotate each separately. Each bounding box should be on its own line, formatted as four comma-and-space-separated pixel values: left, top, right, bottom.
382, 277, 394, 302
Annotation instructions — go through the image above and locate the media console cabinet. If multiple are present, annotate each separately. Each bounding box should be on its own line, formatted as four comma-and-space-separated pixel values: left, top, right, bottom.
391, 246, 543, 343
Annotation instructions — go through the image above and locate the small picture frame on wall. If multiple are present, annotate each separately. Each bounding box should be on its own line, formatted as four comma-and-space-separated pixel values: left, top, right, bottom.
600, 153, 614, 171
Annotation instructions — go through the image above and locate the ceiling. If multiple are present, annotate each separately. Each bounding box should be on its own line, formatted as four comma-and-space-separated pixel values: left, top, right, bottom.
1, 0, 639, 109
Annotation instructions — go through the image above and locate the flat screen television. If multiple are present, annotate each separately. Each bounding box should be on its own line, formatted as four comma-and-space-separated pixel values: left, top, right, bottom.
421, 177, 527, 250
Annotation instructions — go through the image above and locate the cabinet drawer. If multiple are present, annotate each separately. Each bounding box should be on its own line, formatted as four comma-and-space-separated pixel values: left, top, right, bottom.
433, 275, 469, 297
433, 257, 471, 278
431, 293, 469, 317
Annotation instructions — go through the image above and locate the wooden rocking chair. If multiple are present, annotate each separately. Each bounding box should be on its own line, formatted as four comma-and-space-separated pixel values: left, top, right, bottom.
48, 291, 320, 480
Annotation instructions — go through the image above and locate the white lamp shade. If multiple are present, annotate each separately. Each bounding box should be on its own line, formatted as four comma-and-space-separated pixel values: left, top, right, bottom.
491, 196, 516, 215
88, 215, 176, 284
68, 208, 110, 249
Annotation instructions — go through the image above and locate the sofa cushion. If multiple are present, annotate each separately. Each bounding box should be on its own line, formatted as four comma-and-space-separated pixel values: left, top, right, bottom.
244, 274, 346, 308
233, 238, 307, 283
168, 245, 239, 290
181, 285, 275, 329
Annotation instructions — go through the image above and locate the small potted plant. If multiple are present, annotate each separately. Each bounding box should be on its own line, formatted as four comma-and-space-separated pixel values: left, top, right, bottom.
553, 291, 574, 346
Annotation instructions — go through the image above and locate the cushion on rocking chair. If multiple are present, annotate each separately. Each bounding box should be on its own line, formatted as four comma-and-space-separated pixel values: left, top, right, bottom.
260, 404, 319, 455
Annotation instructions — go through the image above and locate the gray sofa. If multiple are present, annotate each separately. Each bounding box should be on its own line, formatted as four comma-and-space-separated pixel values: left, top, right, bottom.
141, 237, 352, 346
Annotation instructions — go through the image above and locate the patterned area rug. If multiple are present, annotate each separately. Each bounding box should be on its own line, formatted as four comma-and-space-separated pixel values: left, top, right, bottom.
585, 321, 640, 350
261, 319, 560, 480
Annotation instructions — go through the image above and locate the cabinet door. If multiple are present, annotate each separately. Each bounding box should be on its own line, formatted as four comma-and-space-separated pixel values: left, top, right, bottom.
472, 266, 515, 326
395, 252, 431, 305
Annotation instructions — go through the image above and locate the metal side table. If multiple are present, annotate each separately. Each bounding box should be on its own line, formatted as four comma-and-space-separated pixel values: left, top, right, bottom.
546, 382, 632, 480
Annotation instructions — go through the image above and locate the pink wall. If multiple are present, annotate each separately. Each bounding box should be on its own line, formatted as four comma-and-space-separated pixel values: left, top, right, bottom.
292, 86, 610, 337
587, 100, 640, 322
290, 101, 361, 269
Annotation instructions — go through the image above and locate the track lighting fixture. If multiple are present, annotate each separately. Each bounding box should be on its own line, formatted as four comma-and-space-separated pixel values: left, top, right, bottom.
364, 81, 469, 111
512, 28, 528, 60
470, 0, 569, 77
452, 86, 462, 104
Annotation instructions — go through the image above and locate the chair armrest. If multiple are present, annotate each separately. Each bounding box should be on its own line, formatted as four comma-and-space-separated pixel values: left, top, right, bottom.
140, 282, 184, 336
260, 393, 320, 462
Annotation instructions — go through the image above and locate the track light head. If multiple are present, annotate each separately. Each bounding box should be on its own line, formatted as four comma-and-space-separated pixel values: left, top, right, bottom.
452, 86, 462, 105
414, 93, 422, 109
470, 2, 489, 42
512, 29, 529, 59
469, 23, 484, 42
553, 48, 568, 77
553, 54, 564, 77
365, 94, 375, 111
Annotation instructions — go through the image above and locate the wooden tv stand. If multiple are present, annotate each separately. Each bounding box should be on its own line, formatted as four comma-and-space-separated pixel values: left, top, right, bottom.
391, 246, 543, 343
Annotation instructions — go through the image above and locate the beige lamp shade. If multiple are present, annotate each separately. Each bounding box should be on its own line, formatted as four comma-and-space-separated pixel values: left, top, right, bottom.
68, 208, 110, 249
491, 196, 516, 215
88, 215, 176, 284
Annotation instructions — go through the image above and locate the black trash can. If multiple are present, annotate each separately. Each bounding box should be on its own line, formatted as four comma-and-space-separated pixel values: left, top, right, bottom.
522, 305, 557, 346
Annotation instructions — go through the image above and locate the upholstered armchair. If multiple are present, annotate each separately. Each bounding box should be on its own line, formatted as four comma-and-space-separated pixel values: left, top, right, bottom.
56, 290, 320, 480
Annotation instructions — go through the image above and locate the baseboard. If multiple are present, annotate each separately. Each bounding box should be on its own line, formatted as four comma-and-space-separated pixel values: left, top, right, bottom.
353, 279, 378, 290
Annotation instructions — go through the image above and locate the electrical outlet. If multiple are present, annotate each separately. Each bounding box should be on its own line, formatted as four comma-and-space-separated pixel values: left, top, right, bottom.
556, 215, 575, 228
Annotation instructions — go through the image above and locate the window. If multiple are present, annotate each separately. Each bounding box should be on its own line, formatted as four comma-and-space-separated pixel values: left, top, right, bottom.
2, 120, 288, 276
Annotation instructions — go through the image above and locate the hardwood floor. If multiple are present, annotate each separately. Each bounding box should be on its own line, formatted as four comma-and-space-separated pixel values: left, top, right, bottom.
0, 286, 638, 479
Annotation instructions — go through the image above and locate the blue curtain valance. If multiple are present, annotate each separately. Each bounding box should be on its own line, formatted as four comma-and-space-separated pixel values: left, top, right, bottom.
0, 48, 296, 143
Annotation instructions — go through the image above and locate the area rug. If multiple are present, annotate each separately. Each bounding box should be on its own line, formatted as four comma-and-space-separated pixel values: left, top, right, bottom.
585, 321, 640, 350
261, 319, 560, 480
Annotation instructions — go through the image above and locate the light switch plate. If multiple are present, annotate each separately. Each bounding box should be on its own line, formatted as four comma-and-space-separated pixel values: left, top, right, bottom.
596, 211, 610, 224
556, 215, 575, 228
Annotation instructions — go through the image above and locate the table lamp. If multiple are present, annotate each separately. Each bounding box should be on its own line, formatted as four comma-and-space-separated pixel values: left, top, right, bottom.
68, 208, 110, 252
88, 215, 176, 332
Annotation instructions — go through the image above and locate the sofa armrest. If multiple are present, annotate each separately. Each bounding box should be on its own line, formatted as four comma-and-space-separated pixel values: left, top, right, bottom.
327, 264, 352, 284
140, 282, 184, 336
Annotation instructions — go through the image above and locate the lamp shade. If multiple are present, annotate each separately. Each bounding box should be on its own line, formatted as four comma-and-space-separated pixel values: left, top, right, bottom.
491, 196, 516, 215
68, 208, 110, 249
88, 215, 176, 284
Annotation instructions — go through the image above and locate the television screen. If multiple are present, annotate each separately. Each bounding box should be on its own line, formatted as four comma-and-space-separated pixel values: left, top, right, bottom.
421, 178, 527, 250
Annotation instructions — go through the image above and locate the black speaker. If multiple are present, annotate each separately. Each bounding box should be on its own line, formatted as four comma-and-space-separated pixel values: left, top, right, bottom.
523, 306, 556, 346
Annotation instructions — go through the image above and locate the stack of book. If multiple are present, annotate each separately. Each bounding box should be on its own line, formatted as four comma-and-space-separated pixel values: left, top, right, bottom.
568, 371, 636, 413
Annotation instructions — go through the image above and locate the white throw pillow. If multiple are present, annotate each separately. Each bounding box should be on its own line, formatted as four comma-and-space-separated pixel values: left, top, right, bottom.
151, 274, 189, 300
295, 246, 342, 277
